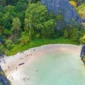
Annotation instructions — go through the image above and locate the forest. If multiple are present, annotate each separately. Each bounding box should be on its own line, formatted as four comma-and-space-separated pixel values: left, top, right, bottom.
0, 0, 85, 56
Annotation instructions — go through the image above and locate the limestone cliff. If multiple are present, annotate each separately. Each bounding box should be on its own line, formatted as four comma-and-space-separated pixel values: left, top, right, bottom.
40, 0, 81, 29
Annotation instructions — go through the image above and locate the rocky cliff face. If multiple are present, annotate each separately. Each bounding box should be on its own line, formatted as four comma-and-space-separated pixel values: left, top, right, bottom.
40, 0, 81, 29
0, 66, 11, 85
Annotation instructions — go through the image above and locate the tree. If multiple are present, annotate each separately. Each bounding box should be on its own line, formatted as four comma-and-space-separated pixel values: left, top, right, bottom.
69, 1, 77, 8
63, 30, 68, 38
12, 17, 21, 40
0, 42, 5, 54
20, 32, 30, 45
2, 5, 16, 29
80, 26, 85, 37
42, 19, 56, 38
24, 16, 33, 40
80, 35, 85, 44
24, 2, 56, 38
0, 0, 5, 5
56, 14, 63, 21
70, 27, 79, 41
5, 39, 13, 50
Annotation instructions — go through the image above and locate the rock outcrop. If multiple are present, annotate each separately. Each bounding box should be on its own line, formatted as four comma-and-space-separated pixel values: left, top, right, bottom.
0, 66, 11, 85
40, 0, 81, 29
80, 46, 85, 64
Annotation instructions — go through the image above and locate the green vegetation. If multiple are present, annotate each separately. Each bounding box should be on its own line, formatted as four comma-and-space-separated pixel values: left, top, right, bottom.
6, 37, 79, 56
77, 3, 85, 18
0, 0, 85, 56
0, 70, 6, 77
76, 3, 85, 45
69, 0, 85, 6
80, 35, 85, 44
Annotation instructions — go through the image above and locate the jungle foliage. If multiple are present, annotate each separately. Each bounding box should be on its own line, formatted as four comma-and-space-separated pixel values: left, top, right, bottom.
0, 0, 85, 55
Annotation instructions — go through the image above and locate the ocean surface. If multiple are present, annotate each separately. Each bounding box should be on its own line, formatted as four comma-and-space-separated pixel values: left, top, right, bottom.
11, 46, 85, 85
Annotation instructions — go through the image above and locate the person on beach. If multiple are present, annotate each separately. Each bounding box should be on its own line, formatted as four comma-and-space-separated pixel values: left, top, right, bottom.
20, 58, 22, 59
8, 66, 10, 69
11, 76, 13, 80
3, 59, 6, 63
36, 69, 38, 72
80, 46, 85, 64
33, 49, 35, 51
27, 55, 28, 57
29, 54, 32, 56
23, 78, 25, 81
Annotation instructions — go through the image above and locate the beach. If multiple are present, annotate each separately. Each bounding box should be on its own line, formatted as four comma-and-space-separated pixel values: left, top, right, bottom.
0, 44, 83, 85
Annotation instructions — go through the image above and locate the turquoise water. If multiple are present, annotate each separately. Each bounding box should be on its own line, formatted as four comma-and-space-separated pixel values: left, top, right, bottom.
22, 51, 85, 85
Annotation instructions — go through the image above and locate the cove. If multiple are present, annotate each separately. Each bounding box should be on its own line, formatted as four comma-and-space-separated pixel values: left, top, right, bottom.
7, 45, 85, 85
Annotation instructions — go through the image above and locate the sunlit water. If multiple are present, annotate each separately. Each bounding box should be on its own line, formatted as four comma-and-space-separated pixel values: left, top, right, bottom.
10, 45, 85, 85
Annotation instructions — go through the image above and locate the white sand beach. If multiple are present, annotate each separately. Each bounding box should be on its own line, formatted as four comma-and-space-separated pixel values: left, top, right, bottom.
0, 44, 83, 85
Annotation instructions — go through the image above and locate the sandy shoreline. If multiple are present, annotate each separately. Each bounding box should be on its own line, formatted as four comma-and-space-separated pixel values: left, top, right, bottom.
0, 44, 82, 84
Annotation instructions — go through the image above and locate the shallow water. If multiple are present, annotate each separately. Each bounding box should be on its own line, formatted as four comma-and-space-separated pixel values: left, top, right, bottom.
10, 46, 85, 85
19, 51, 85, 85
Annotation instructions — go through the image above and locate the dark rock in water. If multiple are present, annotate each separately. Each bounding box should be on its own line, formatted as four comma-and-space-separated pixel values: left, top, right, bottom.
0, 66, 11, 85
40, 0, 81, 29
